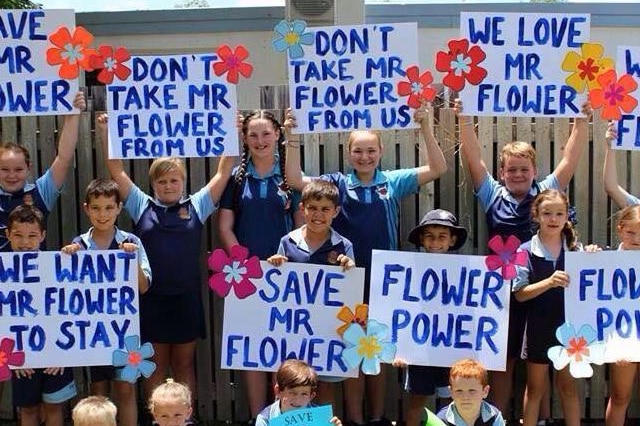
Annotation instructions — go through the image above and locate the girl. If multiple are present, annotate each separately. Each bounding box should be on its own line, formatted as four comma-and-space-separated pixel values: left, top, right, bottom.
512, 190, 582, 426
149, 379, 192, 426
605, 205, 640, 425
285, 105, 447, 425
97, 114, 234, 410
218, 110, 303, 419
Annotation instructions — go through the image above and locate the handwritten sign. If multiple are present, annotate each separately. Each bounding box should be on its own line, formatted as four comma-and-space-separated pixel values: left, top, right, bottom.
0, 250, 139, 368
289, 23, 419, 134
0, 9, 78, 117
106, 54, 239, 159
614, 46, 640, 150
221, 261, 364, 377
458, 12, 590, 117
270, 405, 333, 426
368, 250, 509, 371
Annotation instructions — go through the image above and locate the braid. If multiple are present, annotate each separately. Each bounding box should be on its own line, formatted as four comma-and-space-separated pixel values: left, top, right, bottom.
562, 222, 578, 251
233, 144, 249, 211
277, 129, 290, 193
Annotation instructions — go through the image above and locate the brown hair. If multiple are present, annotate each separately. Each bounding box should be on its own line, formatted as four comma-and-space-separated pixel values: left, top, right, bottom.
149, 157, 187, 182
148, 378, 192, 413
0, 142, 31, 167
301, 180, 339, 207
449, 358, 489, 387
7, 205, 45, 232
85, 179, 121, 204
499, 141, 536, 169
346, 130, 382, 152
276, 359, 318, 391
530, 189, 578, 251
72, 396, 117, 426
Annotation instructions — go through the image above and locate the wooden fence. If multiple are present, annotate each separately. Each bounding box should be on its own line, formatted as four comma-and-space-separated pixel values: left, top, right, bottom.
0, 85, 637, 423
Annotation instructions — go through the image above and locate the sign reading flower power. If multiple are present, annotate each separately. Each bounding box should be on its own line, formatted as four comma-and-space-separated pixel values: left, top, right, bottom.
0, 9, 79, 117
456, 12, 591, 117
106, 54, 240, 159
0, 250, 140, 369
613, 46, 640, 150
368, 250, 510, 371
279, 22, 419, 133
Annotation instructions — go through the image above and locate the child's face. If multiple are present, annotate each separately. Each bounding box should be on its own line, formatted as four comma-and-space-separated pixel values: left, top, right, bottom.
6, 221, 45, 251
421, 225, 457, 254
0, 150, 29, 193
152, 402, 192, 426
84, 195, 122, 233
499, 155, 536, 198
301, 197, 339, 234
618, 221, 640, 250
347, 132, 382, 177
534, 198, 567, 236
152, 170, 184, 205
450, 376, 489, 417
245, 118, 279, 161
276, 385, 315, 413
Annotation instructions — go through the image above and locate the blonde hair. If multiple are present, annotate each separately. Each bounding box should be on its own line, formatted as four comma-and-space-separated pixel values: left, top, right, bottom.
346, 130, 382, 152
72, 396, 117, 426
149, 378, 192, 413
149, 157, 187, 182
616, 205, 640, 233
449, 358, 489, 387
499, 141, 536, 169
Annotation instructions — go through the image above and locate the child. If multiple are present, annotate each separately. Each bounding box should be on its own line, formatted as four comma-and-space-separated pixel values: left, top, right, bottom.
8, 205, 77, 426
218, 110, 303, 418
256, 359, 343, 426
61, 178, 152, 426
603, 122, 639, 208
393, 209, 467, 426
437, 359, 504, 426
512, 190, 582, 426
0, 91, 85, 251
72, 396, 117, 426
267, 180, 355, 405
149, 379, 193, 426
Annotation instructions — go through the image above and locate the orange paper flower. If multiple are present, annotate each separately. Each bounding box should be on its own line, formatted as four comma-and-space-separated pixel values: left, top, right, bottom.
589, 69, 638, 120
89, 45, 131, 84
336, 304, 368, 337
212, 45, 253, 84
397, 66, 436, 109
46, 26, 97, 79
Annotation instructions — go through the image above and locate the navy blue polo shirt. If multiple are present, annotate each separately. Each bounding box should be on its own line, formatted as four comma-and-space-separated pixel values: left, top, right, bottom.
277, 226, 354, 266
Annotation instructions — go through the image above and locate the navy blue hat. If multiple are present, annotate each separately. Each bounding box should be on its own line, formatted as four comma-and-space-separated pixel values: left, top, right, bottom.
407, 209, 467, 251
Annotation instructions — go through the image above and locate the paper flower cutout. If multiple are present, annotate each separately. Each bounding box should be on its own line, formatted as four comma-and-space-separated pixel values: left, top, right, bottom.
272, 19, 314, 60
396, 66, 436, 109
562, 42, 614, 93
0, 338, 25, 382
435, 38, 487, 92
342, 319, 396, 375
547, 323, 605, 378
485, 235, 527, 280
112, 335, 156, 383
336, 304, 369, 337
212, 45, 254, 84
208, 245, 262, 299
589, 69, 638, 120
46, 26, 97, 79
88, 45, 131, 84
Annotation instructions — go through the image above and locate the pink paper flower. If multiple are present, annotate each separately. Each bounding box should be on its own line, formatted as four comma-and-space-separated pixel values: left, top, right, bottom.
396, 65, 436, 109
0, 338, 25, 382
589, 69, 638, 121
485, 235, 527, 280
435, 38, 487, 92
208, 245, 262, 299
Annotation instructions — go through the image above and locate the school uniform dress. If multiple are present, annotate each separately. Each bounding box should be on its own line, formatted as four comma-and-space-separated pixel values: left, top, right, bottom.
476, 172, 559, 358
124, 183, 215, 343
437, 401, 505, 426
220, 162, 300, 259
512, 235, 567, 364
0, 169, 59, 251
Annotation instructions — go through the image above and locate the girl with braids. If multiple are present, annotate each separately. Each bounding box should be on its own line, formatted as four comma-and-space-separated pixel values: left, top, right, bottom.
218, 110, 303, 420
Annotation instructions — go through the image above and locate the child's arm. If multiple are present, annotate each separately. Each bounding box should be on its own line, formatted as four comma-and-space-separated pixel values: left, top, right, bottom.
603, 122, 633, 208
329, 416, 342, 426
205, 156, 235, 204
267, 254, 288, 267
455, 99, 489, 190
552, 102, 593, 190
218, 209, 240, 250
336, 254, 355, 271
61, 242, 82, 254
284, 109, 314, 191
120, 242, 150, 294
514, 270, 569, 302
50, 92, 86, 189
414, 104, 447, 185
97, 113, 133, 201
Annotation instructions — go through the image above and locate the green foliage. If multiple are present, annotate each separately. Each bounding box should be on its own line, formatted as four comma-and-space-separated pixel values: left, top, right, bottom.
174, 0, 210, 8
0, 0, 42, 8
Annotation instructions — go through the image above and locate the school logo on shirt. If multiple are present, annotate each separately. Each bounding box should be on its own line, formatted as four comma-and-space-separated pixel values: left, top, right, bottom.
178, 207, 191, 220
277, 182, 292, 211
376, 185, 389, 200
22, 193, 34, 206
327, 250, 339, 265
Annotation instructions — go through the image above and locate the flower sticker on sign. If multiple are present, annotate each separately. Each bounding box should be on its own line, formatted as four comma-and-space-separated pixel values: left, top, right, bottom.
589, 69, 638, 121
336, 304, 368, 337
212, 45, 254, 84
46, 26, 97, 79
0, 337, 25, 382
547, 323, 605, 378
396, 66, 436, 109
208, 245, 262, 299
342, 319, 396, 375
272, 19, 314, 60
485, 235, 527, 280
89, 45, 131, 85
112, 335, 156, 383
435, 38, 487, 92
561, 42, 614, 94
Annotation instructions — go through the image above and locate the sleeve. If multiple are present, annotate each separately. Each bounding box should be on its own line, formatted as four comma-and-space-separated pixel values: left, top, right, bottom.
492, 412, 506, 426
134, 236, 153, 285
385, 168, 419, 199
345, 239, 355, 260
277, 239, 286, 256
255, 413, 268, 426
475, 172, 501, 212
35, 169, 62, 211
71, 235, 83, 246
191, 185, 216, 223
626, 193, 640, 206
512, 259, 531, 292
538, 173, 560, 191
123, 184, 151, 223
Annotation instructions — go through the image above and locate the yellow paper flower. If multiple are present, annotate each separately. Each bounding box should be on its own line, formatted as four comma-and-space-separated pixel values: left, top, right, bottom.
562, 42, 614, 93
336, 304, 368, 337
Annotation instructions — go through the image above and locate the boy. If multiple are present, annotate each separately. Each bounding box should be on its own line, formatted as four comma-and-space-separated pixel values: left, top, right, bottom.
72, 396, 117, 426
61, 178, 152, 426
437, 359, 505, 426
393, 209, 467, 426
8, 205, 77, 426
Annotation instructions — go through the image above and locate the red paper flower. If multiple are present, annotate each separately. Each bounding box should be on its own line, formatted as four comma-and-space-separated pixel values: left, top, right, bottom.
435, 38, 487, 92
396, 66, 436, 109
589, 69, 638, 120
46, 26, 97, 79
212, 45, 254, 84
89, 45, 131, 84
0, 338, 25, 382
208, 245, 262, 299
485, 235, 527, 280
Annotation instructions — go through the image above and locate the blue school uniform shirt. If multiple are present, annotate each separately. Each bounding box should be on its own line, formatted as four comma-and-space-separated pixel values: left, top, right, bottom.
277, 226, 354, 266
0, 169, 59, 251
256, 401, 317, 426
220, 162, 300, 259
322, 169, 418, 270
626, 193, 640, 205
437, 400, 505, 426
124, 183, 215, 295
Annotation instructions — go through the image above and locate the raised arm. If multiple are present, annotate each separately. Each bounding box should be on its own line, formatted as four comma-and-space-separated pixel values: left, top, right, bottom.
284, 109, 314, 191
96, 113, 132, 201
455, 99, 489, 190
603, 122, 632, 208
50, 92, 85, 188
206, 156, 235, 204
553, 103, 592, 190
414, 105, 447, 186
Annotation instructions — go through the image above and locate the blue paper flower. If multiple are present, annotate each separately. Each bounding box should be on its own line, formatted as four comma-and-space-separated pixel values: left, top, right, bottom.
547, 323, 605, 378
272, 19, 314, 59
341, 319, 396, 375
112, 335, 156, 383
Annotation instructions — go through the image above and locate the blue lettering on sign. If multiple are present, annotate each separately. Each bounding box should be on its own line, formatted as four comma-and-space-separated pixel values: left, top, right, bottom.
0, 45, 35, 74
132, 57, 188, 82
295, 82, 397, 109
467, 16, 505, 45
292, 58, 354, 83
517, 16, 586, 48
0, 80, 71, 113
10, 324, 45, 351
55, 319, 130, 350
0, 10, 46, 40
505, 53, 542, 81
0, 289, 38, 316
625, 49, 640, 77
580, 268, 640, 301
315, 28, 370, 57
43, 286, 137, 316
188, 83, 230, 109
365, 56, 405, 79
268, 307, 314, 335
617, 115, 640, 147
308, 109, 372, 131
0, 252, 40, 283
258, 267, 345, 307
477, 83, 578, 115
